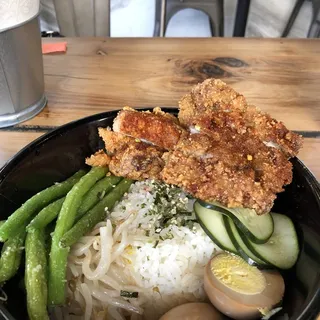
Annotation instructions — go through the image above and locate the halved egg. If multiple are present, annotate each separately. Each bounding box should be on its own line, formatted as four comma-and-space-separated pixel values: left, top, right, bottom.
204, 253, 285, 319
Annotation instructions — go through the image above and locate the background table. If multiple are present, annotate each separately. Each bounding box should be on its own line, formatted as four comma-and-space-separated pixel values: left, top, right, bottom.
0, 38, 319, 180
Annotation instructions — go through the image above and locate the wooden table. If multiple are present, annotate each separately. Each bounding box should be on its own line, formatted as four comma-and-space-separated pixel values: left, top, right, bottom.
0, 38, 319, 180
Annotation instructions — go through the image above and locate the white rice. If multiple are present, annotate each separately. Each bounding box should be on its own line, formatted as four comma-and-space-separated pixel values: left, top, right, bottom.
65, 180, 219, 320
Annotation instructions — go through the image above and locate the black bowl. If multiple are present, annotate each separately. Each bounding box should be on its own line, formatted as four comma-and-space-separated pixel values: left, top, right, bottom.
0, 109, 320, 320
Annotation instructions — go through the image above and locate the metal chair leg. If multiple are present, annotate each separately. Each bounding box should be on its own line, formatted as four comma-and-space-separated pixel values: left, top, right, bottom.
233, 0, 251, 37
154, 0, 161, 36
308, 0, 320, 38
160, 0, 166, 37
282, 0, 305, 37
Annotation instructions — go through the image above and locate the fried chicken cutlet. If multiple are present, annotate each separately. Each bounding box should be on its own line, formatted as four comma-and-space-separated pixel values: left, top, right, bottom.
88, 108, 181, 181
85, 150, 111, 167
113, 107, 185, 150
179, 79, 303, 157
86, 79, 302, 214
161, 129, 292, 213
98, 128, 164, 180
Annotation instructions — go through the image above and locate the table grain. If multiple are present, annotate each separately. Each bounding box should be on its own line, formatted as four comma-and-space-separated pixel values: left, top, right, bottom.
0, 37, 319, 180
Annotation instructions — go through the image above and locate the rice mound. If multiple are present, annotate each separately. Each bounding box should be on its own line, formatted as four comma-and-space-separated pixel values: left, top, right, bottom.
67, 180, 219, 320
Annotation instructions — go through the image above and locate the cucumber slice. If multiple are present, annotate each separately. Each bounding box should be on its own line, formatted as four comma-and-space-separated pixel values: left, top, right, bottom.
198, 201, 274, 244
240, 213, 299, 270
223, 215, 270, 267
194, 202, 237, 254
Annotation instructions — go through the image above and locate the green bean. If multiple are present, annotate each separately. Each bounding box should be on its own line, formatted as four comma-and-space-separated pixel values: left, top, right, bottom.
60, 179, 133, 248
29, 177, 122, 230
77, 176, 122, 219
0, 228, 26, 283
25, 228, 49, 320
48, 166, 108, 305
27, 197, 65, 230
0, 170, 86, 242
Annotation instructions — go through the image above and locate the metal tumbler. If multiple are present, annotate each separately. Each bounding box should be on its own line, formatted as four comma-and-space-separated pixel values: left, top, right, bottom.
0, 14, 47, 128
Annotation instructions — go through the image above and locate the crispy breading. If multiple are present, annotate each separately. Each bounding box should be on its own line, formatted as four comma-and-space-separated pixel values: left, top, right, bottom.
153, 107, 179, 123
85, 150, 111, 167
98, 128, 164, 180
244, 105, 303, 156
113, 107, 185, 150
98, 127, 135, 154
179, 78, 302, 156
109, 144, 164, 180
161, 132, 292, 214
179, 79, 247, 125
88, 79, 302, 213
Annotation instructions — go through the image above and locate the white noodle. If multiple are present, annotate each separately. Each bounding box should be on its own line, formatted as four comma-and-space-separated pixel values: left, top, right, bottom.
80, 283, 92, 320
89, 220, 108, 236
92, 251, 101, 265
92, 279, 120, 298
124, 269, 144, 288
131, 314, 143, 320
111, 230, 128, 262
92, 238, 100, 251
93, 221, 108, 229
99, 275, 122, 291
81, 249, 92, 276
68, 263, 79, 278
122, 285, 146, 293
74, 287, 85, 311
69, 256, 86, 265
67, 304, 82, 317
107, 265, 126, 285
71, 237, 97, 256
91, 288, 143, 314
103, 289, 120, 298
82, 222, 113, 280
108, 306, 126, 320
113, 213, 136, 242
114, 257, 126, 268
95, 310, 108, 320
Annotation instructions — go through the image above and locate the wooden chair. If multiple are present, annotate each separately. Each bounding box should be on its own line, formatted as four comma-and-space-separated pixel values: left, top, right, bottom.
52, 0, 110, 37
154, 0, 224, 37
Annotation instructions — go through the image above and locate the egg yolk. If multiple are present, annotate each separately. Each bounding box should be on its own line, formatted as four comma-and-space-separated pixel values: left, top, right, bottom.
210, 253, 266, 295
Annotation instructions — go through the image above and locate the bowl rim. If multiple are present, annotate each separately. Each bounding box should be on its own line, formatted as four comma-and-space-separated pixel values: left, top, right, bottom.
0, 109, 320, 320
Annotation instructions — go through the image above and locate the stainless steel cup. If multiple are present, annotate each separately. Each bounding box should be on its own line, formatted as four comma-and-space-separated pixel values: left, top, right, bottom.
0, 14, 47, 128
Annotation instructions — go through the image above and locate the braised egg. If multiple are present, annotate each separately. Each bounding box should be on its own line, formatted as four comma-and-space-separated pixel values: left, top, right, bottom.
204, 253, 285, 319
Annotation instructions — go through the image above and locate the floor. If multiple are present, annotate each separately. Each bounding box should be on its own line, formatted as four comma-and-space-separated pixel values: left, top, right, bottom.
40, 0, 313, 38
